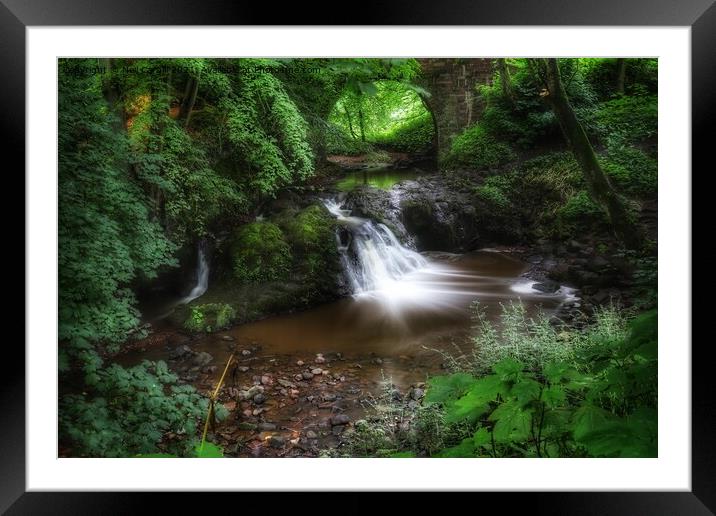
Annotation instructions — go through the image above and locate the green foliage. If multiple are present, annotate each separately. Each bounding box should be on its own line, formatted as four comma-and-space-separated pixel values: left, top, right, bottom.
602, 146, 657, 197
443, 124, 516, 170
371, 112, 434, 153
558, 190, 606, 221
60, 359, 208, 457
595, 94, 657, 147
422, 307, 657, 458
230, 222, 292, 284
183, 303, 236, 333
474, 175, 513, 211
581, 58, 658, 100
58, 59, 178, 351
479, 58, 598, 148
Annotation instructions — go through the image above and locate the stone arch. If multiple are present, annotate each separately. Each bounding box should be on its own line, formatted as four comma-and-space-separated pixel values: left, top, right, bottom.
415, 58, 494, 157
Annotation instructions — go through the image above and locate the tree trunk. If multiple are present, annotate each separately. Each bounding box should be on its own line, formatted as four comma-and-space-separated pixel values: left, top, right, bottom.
344, 106, 357, 139
100, 58, 126, 132
496, 58, 515, 105
615, 58, 626, 95
358, 107, 366, 142
540, 58, 641, 248
179, 76, 199, 127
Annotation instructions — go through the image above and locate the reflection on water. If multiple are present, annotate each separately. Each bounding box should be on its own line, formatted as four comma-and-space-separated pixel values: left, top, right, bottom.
223, 251, 570, 356
336, 168, 423, 191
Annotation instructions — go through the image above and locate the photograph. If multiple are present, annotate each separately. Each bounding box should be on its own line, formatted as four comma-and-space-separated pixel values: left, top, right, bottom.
57, 56, 658, 459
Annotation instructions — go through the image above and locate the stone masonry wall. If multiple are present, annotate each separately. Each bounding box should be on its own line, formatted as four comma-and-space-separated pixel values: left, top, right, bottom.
416, 58, 494, 156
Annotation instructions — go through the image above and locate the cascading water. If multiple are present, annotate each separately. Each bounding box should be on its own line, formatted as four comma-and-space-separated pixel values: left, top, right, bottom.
179, 242, 209, 304
323, 198, 427, 295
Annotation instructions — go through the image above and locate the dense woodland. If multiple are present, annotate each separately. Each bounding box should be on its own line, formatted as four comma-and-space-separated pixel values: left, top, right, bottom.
59, 58, 657, 458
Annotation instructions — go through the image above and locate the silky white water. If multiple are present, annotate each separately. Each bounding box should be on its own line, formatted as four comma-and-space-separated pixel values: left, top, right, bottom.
324, 199, 427, 295
179, 244, 209, 304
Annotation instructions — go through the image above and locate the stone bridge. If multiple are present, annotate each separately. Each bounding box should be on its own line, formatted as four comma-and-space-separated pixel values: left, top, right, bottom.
416, 58, 494, 157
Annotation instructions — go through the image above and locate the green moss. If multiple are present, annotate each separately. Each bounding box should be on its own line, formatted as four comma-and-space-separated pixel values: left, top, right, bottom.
230, 222, 292, 284
278, 205, 339, 282
184, 303, 236, 333
443, 124, 515, 170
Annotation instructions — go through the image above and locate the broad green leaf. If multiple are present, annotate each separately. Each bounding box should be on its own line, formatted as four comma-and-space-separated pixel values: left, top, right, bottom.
512, 378, 541, 406
472, 427, 492, 449
195, 441, 223, 458
572, 404, 615, 441
492, 358, 524, 382
425, 373, 478, 404
436, 438, 475, 458
490, 400, 532, 443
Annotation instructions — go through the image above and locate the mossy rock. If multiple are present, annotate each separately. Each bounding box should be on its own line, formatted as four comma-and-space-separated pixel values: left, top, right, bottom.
277, 205, 340, 279
184, 303, 236, 333
229, 222, 292, 284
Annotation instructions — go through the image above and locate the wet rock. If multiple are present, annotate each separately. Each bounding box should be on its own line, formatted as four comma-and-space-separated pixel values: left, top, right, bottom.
533, 280, 560, 293
410, 388, 425, 401
170, 344, 192, 360
278, 378, 297, 389
527, 254, 543, 264
253, 393, 267, 405
330, 414, 351, 426
268, 435, 285, 449
258, 422, 277, 431
192, 352, 213, 367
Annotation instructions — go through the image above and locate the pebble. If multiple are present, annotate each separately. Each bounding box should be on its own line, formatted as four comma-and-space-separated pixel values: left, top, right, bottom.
237, 422, 257, 431
372, 358, 383, 365
296, 360, 305, 366
192, 352, 214, 366
241, 349, 251, 356
221, 335, 235, 341
410, 388, 425, 401
261, 375, 272, 385
278, 379, 296, 388
253, 393, 267, 405
302, 372, 314, 380
311, 368, 323, 375
322, 393, 337, 402
306, 430, 318, 439
238, 366, 249, 373
268, 436, 285, 449
330, 414, 350, 426
315, 354, 326, 364
258, 422, 277, 431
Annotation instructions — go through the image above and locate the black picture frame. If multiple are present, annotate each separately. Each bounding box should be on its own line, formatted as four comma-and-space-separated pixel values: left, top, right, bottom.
5, 0, 711, 512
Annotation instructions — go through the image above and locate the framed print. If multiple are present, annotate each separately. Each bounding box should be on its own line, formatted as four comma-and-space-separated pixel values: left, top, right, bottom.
6, 0, 712, 511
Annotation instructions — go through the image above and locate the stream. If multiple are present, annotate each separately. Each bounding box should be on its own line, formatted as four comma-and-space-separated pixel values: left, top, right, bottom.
118, 173, 577, 455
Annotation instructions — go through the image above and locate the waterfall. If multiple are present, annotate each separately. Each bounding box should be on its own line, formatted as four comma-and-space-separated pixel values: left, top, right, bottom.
324, 198, 427, 295
179, 242, 209, 304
